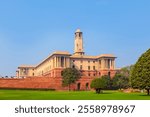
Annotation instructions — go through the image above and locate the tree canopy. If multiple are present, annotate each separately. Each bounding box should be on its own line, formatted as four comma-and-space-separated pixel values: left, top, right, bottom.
90, 76, 107, 94
131, 48, 150, 95
61, 68, 81, 91
120, 65, 134, 78
112, 73, 129, 90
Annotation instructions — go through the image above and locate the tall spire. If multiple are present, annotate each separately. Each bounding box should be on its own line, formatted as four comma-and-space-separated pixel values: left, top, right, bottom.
74, 29, 84, 55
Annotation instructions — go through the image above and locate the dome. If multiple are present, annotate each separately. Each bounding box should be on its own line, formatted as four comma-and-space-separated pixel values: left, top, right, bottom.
75, 29, 81, 33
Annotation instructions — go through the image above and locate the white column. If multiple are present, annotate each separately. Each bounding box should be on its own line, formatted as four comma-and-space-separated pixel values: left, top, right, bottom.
66, 58, 69, 68
53, 58, 54, 68
105, 59, 107, 69
56, 57, 58, 68
113, 60, 115, 69
55, 57, 57, 68
101, 59, 104, 69
109, 60, 112, 69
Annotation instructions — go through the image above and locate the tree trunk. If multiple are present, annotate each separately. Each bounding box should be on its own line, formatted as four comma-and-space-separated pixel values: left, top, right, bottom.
96, 88, 101, 94
147, 89, 149, 95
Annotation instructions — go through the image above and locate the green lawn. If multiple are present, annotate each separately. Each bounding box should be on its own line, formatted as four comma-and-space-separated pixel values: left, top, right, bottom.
0, 89, 150, 100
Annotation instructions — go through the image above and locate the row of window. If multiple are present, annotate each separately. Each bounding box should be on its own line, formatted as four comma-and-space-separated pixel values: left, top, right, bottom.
72, 65, 96, 70
80, 65, 96, 70
77, 82, 89, 90
87, 72, 110, 77
88, 73, 97, 77
73, 60, 96, 63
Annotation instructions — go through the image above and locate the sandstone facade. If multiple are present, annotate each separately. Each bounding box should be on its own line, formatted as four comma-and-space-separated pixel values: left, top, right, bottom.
13, 29, 118, 90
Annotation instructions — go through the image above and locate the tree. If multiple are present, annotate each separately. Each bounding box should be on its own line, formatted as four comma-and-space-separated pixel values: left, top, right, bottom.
112, 73, 129, 90
61, 68, 81, 91
131, 48, 150, 95
120, 65, 134, 77
90, 76, 107, 94
101, 75, 112, 89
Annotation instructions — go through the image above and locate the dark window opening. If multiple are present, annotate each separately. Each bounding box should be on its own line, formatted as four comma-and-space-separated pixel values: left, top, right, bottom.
86, 83, 89, 90
93, 66, 95, 70
99, 72, 101, 76
99, 60, 101, 68
61, 71, 63, 76
61, 57, 64, 67
108, 72, 111, 77
79, 33, 81, 37
88, 66, 90, 70
77, 83, 81, 91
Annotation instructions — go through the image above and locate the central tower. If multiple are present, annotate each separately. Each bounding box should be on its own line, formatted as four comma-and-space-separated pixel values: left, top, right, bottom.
74, 29, 84, 55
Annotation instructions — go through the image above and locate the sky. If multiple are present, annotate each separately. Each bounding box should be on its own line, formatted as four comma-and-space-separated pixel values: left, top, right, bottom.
0, 0, 150, 77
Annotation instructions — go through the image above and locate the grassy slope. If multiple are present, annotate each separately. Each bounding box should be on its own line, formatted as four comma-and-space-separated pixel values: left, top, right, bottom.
0, 90, 150, 100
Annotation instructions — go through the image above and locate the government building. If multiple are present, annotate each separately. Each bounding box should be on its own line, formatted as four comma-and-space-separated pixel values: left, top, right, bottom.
16, 29, 117, 90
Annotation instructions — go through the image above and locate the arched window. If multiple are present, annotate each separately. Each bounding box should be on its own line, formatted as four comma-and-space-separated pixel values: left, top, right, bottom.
99, 72, 101, 76
77, 83, 81, 91
86, 83, 89, 90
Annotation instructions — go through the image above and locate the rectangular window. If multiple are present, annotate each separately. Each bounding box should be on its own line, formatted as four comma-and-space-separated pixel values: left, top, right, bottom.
88, 73, 90, 76
88, 66, 90, 70
93, 66, 95, 70
93, 61, 95, 63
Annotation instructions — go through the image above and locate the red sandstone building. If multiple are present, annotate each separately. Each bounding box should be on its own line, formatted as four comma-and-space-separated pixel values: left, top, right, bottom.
14, 29, 117, 90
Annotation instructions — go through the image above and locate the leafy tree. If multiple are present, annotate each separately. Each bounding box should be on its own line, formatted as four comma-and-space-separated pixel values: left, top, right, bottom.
62, 68, 81, 91
102, 75, 112, 89
112, 73, 129, 90
120, 65, 134, 77
131, 49, 150, 95
90, 76, 107, 94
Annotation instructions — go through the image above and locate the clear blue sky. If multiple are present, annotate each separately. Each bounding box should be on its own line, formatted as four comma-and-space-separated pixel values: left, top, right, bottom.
0, 0, 150, 76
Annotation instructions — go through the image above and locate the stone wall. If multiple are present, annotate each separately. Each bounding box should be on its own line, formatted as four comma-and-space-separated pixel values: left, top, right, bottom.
0, 76, 93, 91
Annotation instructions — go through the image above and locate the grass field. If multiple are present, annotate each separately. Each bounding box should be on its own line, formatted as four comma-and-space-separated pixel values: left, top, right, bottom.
0, 89, 150, 100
